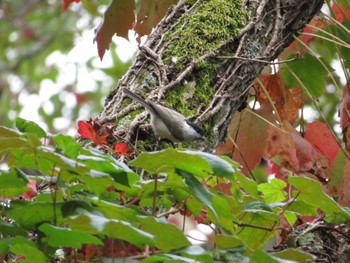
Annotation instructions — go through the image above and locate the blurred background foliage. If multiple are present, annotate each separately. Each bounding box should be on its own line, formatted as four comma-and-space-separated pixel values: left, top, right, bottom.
0, 0, 134, 135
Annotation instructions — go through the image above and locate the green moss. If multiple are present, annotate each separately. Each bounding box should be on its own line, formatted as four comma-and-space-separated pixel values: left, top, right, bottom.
164, 0, 246, 69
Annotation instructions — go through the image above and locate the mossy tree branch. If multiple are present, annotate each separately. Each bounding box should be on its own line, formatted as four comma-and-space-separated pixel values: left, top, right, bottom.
99, 0, 324, 151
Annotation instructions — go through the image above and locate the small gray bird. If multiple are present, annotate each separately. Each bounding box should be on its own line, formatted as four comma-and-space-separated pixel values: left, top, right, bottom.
122, 88, 204, 142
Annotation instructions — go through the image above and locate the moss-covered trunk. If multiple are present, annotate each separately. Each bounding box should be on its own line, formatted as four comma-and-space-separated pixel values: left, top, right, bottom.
99, 0, 324, 151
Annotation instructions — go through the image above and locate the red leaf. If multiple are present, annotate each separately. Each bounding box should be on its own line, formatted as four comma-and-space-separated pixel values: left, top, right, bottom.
304, 121, 340, 167
77, 119, 109, 146
289, 17, 328, 52
332, 2, 350, 23
78, 120, 95, 141
114, 143, 131, 157
94, 0, 135, 60
134, 0, 175, 43
62, 0, 80, 12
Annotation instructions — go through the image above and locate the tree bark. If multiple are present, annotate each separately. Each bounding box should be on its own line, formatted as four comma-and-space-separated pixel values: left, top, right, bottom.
99, 0, 324, 152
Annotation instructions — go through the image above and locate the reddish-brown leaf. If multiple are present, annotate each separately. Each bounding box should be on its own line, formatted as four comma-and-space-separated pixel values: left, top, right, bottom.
134, 0, 175, 43
216, 107, 273, 174
266, 121, 328, 173
62, 0, 80, 12
255, 73, 305, 124
94, 0, 135, 60
304, 121, 340, 167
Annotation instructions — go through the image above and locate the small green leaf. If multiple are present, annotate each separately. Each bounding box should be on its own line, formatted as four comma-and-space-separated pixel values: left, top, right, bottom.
272, 248, 315, 262
15, 117, 47, 138
39, 223, 102, 249
258, 178, 287, 203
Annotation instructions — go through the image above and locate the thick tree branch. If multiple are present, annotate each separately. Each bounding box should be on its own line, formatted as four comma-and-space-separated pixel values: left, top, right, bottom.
99, 0, 324, 152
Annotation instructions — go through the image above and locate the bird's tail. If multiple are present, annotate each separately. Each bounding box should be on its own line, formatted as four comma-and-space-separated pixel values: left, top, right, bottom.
122, 88, 151, 110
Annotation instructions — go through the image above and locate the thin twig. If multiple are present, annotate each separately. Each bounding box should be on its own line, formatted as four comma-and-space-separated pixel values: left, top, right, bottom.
217, 54, 300, 64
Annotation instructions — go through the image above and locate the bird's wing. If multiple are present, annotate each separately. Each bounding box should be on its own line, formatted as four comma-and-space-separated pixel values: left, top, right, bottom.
150, 103, 186, 141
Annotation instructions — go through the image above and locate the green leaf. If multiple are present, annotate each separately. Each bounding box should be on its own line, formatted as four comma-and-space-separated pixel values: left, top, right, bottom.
0, 126, 21, 138
282, 53, 333, 97
176, 169, 216, 217
137, 216, 191, 251
184, 151, 237, 179
234, 172, 258, 198
0, 222, 27, 236
0, 239, 9, 253
5, 201, 63, 229
214, 235, 243, 249
251, 249, 285, 263
236, 209, 279, 249
66, 211, 155, 248
90, 199, 139, 222
130, 149, 212, 177
10, 236, 48, 263
0, 169, 29, 198
284, 211, 298, 226
54, 134, 81, 159
288, 176, 350, 223
258, 178, 287, 203
78, 149, 138, 188
131, 149, 237, 179
15, 117, 47, 138
39, 223, 102, 248
272, 248, 315, 262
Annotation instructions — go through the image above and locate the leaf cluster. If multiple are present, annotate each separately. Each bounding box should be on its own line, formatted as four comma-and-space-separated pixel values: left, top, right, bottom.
0, 119, 349, 262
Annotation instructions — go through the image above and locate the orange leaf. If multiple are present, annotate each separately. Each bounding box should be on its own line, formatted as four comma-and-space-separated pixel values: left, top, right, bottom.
94, 0, 135, 60
62, 0, 80, 12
